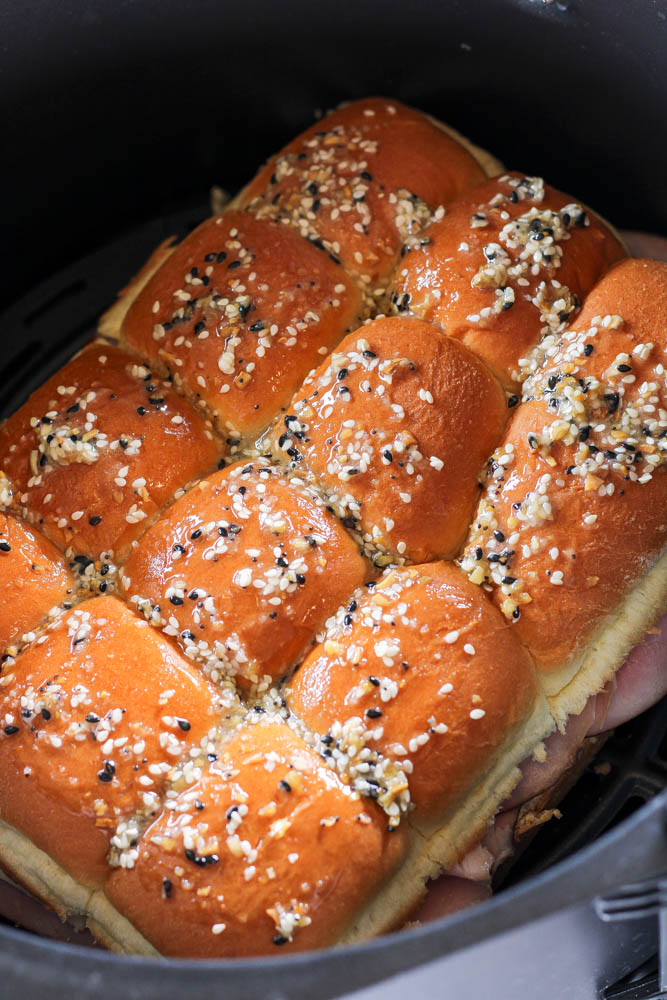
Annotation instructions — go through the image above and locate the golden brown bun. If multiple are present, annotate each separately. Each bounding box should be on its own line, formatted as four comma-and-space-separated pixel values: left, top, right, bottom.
121, 460, 371, 688
0, 596, 236, 886
120, 210, 362, 440
392, 172, 626, 389
288, 561, 541, 818
105, 720, 407, 956
0, 512, 75, 654
239, 97, 486, 289
0, 343, 221, 563
265, 315, 508, 564
98, 238, 176, 342
461, 259, 667, 688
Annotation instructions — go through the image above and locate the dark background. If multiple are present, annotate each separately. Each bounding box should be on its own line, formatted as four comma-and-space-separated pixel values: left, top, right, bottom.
1, 0, 665, 308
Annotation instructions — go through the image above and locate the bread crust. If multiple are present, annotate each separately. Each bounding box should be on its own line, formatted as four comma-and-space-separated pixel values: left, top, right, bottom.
120, 211, 363, 441
394, 171, 626, 389
240, 97, 487, 288
266, 315, 509, 564
0, 512, 75, 654
0, 596, 237, 885
121, 460, 371, 688
461, 259, 667, 702
0, 103, 663, 961
0, 342, 221, 563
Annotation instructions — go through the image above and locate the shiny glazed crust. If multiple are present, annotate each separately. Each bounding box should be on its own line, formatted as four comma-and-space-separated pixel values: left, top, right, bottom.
393, 172, 626, 389
0, 98, 663, 959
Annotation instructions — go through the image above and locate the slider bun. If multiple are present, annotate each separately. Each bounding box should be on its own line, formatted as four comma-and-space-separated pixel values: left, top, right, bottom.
462, 259, 667, 694
0, 512, 75, 654
392, 171, 626, 389
0, 596, 235, 885
0, 343, 221, 564
120, 210, 363, 441
288, 561, 544, 818
240, 97, 486, 286
462, 400, 666, 688
105, 720, 407, 956
122, 460, 371, 688
267, 315, 508, 564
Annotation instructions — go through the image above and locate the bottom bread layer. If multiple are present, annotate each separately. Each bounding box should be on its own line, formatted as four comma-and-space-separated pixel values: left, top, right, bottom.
0, 550, 663, 956
340, 692, 552, 944
0, 819, 157, 955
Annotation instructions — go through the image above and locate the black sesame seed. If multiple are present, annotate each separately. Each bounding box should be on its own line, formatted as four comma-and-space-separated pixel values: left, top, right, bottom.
273, 936, 288, 946
279, 779, 291, 792
136, 406, 148, 416
177, 718, 191, 731
366, 708, 382, 719
604, 392, 620, 414
583, 344, 594, 356
507, 395, 518, 408
89, 515, 102, 526
0, 542, 11, 553
493, 530, 505, 542
3, 725, 19, 735
162, 878, 173, 898
41, 708, 51, 721
617, 364, 632, 372
169, 595, 184, 606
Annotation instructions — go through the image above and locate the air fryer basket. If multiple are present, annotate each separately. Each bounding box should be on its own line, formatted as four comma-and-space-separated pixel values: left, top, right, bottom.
0, 0, 665, 996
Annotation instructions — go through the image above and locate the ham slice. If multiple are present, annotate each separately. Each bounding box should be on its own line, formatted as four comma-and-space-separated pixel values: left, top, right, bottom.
414, 614, 666, 923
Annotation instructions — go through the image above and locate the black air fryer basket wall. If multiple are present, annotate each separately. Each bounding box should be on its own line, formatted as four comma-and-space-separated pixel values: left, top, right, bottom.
0, 1, 666, 998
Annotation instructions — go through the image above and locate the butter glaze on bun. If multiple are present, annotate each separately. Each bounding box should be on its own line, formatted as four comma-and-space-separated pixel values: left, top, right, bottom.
240, 97, 486, 289
392, 171, 626, 389
0, 343, 221, 565
120, 210, 363, 441
122, 460, 370, 688
267, 315, 508, 564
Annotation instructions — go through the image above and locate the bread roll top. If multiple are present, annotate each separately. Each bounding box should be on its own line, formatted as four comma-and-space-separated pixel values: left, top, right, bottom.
0, 596, 237, 885
121, 210, 363, 440
0, 512, 75, 656
288, 561, 543, 818
122, 460, 371, 689
460, 259, 667, 690
265, 315, 509, 564
105, 720, 408, 957
392, 171, 626, 388
0, 343, 221, 566
240, 97, 486, 292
